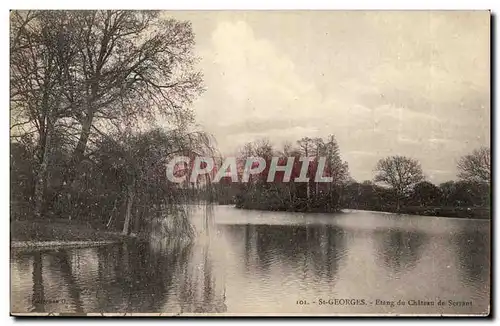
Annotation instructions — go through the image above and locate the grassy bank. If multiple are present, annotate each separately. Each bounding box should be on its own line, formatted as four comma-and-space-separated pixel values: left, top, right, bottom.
235, 201, 341, 213
235, 204, 490, 219
11, 219, 133, 242
342, 205, 490, 219
381, 206, 490, 219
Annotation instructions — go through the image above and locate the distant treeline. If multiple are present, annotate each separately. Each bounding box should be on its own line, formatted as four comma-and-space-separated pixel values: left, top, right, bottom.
211, 179, 490, 219
341, 180, 490, 219
205, 138, 491, 219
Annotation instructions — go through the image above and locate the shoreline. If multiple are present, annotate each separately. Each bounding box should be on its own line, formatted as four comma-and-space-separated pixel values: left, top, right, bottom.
342, 208, 491, 221
10, 240, 123, 251
10, 219, 137, 250
234, 205, 490, 220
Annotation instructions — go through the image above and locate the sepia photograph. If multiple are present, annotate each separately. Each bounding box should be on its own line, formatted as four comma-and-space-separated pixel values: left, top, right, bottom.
9, 10, 491, 316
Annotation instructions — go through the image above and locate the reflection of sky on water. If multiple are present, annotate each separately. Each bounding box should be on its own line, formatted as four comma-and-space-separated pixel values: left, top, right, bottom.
11, 205, 490, 315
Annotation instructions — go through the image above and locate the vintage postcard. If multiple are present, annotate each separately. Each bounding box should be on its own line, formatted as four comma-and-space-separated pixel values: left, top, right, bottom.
10, 10, 491, 316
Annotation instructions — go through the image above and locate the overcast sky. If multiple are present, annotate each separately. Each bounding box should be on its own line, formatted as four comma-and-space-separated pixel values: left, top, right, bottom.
166, 11, 490, 183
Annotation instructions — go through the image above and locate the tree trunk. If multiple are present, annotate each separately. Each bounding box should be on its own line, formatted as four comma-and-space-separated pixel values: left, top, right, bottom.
33, 118, 53, 219
122, 184, 135, 235
66, 110, 94, 187
73, 111, 93, 165
132, 195, 143, 235
63, 110, 94, 217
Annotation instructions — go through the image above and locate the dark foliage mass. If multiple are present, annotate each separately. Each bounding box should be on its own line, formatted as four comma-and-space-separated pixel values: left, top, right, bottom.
231, 136, 349, 212
10, 10, 211, 238
218, 140, 490, 219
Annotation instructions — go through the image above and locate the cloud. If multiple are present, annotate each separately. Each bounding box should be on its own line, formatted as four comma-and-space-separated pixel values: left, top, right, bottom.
200, 20, 445, 145
347, 151, 378, 157
206, 21, 321, 122
195, 20, 332, 153
184, 13, 489, 183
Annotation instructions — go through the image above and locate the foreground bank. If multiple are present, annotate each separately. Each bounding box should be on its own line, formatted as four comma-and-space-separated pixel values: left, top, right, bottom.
356, 205, 490, 219
10, 219, 134, 245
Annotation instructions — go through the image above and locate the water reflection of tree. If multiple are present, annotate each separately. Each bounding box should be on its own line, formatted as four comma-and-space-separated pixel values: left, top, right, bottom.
84, 204, 226, 313
92, 226, 227, 312
375, 228, 428, 274
227, 224, 348, 283
14, 233, 228, 314
31, 252, 45, 313
15, 250, 85, 314
92, 241, 194, 313
177, 242, 227, 313
452, 225, 490, 288
28, 241, 195, 314
50, 251, 85, 313
10, 251, 43, 313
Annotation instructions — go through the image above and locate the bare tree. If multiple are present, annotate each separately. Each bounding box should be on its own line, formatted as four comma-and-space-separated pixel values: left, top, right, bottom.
87, 127, 213, 234
457, 147, 490, 184
374, 156, 424, 210
296, 137, 313, 157
10, 10, 204, 218
10, 11, 40, 53
11, 11, 83, 218
322, 134, 349, 185
63, 10, 204, 182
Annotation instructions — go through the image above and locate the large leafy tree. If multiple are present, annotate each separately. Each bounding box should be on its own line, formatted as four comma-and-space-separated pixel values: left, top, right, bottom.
10, 10, 204, 218
374, 156, 424, 210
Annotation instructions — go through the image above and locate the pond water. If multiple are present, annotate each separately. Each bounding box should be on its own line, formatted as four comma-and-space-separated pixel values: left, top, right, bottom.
11, 205, 490, 315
